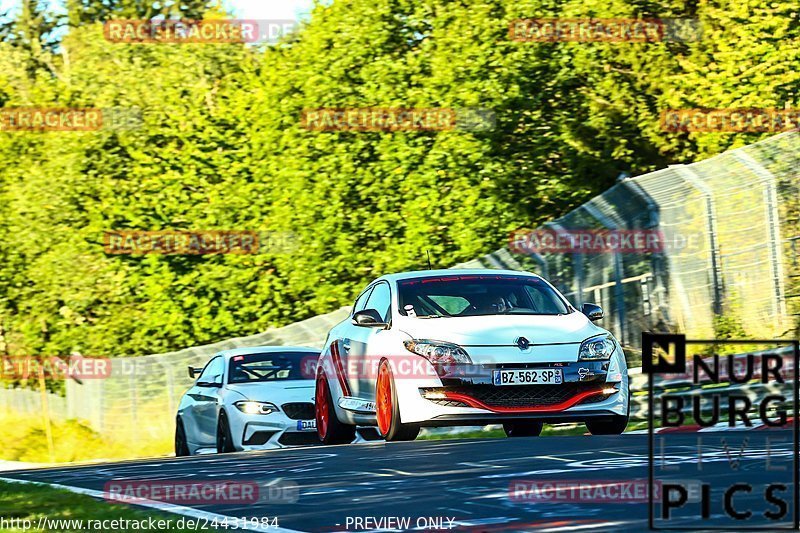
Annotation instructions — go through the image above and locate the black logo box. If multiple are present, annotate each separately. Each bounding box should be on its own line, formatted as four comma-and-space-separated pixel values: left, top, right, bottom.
644, 333, 800, 530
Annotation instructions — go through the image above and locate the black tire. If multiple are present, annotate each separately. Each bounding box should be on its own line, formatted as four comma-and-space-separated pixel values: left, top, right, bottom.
216, 411, 236, 453
586, 414, 629, 435
503, 420, 544, 437
376, 361, 420, 442
175, 418, 191, 456
316, 375, 357, 445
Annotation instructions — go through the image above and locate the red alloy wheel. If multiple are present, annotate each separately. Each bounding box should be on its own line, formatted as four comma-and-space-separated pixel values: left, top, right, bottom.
376, 361, 393, 436
315, 377, 329, 440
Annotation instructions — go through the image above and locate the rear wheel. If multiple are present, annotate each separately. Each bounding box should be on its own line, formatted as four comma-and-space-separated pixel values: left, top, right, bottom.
216, 412, 236, 453
586, 414, 629, 435
503, 420, 544, 437
376, 360, 420, 442
316, 374, 356, 445
175, 418, 191, 456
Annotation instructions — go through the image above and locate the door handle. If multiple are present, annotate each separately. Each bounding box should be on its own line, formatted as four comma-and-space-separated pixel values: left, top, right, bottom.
342, 339, 351, 352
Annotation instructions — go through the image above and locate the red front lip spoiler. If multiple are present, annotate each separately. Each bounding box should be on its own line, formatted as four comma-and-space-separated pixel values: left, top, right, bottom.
441, 389, 607, 413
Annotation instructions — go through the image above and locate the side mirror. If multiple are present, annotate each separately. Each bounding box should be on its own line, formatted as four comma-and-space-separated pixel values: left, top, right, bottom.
196, 380, 222, 388
188, 366, 202, 379
352, 309, 388, 328
581, 303, 604, 321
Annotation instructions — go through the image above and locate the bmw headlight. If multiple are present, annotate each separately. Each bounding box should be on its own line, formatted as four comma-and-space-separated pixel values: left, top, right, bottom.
578, 334, 616, 361
234, 401, 278, 415
403, 339, 471, 364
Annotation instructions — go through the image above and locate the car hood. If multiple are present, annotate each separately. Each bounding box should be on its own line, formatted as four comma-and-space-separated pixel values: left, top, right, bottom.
225, 380, 315, 403
396, 312, 602, 347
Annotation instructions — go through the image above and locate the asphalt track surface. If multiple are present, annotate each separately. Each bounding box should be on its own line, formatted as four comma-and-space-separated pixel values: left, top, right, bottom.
3, 431, 797, 532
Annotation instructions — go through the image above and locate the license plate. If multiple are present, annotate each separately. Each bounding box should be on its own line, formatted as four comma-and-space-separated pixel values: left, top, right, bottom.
296, 419, 316, 431
493, 368, 563, 386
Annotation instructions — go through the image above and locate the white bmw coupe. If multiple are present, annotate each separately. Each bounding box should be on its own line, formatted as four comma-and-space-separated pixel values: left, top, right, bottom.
314, 269, 630, 443
176, 346, 321, 455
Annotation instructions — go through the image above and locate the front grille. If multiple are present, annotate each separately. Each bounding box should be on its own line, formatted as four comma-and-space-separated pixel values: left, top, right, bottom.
421, 383, 606, 409
278, 432, 321, 446
282, 402, 315, 420
427, 399, 470, 408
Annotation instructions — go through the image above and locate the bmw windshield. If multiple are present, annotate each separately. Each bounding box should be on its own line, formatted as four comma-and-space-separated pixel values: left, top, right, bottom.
227, 352, 317, 384
397, 275, 571, 317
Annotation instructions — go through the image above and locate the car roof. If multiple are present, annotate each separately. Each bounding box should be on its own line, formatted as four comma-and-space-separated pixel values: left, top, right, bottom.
375, 268, 543, 284
215, 345, 320, 360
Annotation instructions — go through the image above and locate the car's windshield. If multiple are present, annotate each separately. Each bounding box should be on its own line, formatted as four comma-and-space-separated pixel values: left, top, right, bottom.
227, 352, 317, 383
397, 275, 570, 317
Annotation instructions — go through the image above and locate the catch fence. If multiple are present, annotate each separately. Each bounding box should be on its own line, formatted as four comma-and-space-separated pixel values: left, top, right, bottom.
461, 131, 800, 349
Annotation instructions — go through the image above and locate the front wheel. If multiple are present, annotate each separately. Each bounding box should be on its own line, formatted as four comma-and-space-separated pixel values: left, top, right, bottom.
175, 418, 191, 456
586, 414, 629, 435
503, 420, 544, 437
316, 375, 356, 445
376, 360, 420, 442
216, 412, 236, 453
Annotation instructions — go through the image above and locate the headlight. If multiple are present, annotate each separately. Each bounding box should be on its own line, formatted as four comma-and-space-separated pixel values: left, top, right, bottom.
403, 339, 471, 364
234, 401, 278, 415
578, 334, 616, 361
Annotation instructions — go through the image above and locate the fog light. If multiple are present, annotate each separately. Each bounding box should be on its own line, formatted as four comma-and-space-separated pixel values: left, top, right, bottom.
603, 387, 618, 395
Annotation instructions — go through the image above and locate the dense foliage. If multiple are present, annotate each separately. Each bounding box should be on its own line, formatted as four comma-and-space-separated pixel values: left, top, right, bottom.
0, 0, 796, 357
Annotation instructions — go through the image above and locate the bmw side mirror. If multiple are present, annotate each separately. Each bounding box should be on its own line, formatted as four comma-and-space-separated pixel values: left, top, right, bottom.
581, 303, 604, 321
352, 309, 388, 328
196, 380, 221, 388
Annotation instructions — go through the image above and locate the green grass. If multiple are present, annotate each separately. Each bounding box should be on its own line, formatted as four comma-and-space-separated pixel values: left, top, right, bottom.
0, 481, 201, 532
418, 428, 506, 440
0, 413, 170, 464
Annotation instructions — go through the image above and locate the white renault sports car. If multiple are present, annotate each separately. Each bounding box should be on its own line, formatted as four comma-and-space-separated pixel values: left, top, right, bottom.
314, 269, 629, 443
175, 346, 321, 455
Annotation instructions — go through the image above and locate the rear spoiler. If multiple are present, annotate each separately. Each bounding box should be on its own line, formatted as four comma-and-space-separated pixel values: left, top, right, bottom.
187, 366, 202, 379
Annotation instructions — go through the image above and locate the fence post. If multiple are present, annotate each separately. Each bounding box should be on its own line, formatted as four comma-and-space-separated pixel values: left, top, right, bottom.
37, 362, 55, 463
733, 151, 789, 330
581, 204, 627, 343
674, 166, 724, 316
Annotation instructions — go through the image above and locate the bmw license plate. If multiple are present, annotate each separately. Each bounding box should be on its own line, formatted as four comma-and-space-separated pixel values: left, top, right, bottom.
297, 419, 316, 431
493, 368, 563, 386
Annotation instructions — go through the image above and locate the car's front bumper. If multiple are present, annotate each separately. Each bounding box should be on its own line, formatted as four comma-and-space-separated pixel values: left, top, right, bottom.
228, 402, 320, 450
395, 357, 629, 424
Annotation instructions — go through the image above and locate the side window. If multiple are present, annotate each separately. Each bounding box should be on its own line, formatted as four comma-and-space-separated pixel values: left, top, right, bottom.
364, 282, 392, 322
198, 356, 224, 384
353, 286, 374, 315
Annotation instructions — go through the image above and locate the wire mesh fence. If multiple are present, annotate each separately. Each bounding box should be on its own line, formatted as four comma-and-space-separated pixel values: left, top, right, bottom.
62, 307, 350, 444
